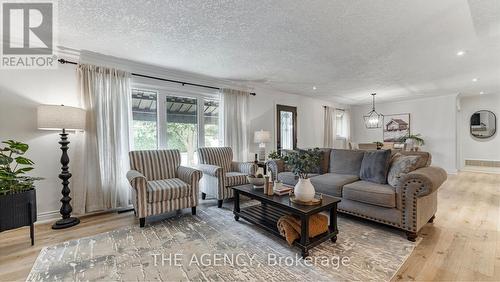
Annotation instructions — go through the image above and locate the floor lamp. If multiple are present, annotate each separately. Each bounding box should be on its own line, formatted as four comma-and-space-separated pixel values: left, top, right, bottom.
37, 105, 86, 229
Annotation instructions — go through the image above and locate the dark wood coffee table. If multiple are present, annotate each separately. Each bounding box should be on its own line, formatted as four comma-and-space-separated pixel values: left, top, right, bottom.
232, 184, 341, 258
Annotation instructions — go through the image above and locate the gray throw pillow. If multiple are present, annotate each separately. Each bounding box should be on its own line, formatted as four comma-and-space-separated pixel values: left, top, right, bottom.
359, 150, 392, 184
330, 149, 365, 175
387, 154, 420, 187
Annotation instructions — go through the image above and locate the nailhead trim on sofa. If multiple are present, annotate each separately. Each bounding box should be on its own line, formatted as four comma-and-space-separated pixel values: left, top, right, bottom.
338, 208, 401, 228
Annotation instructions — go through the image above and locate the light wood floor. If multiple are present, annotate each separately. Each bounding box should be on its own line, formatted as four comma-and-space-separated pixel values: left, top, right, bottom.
0, 172, 498, 281
395, 171, 500, 281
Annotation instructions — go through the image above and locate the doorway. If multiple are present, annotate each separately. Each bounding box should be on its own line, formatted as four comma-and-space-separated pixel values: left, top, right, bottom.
276, 104, 297, 153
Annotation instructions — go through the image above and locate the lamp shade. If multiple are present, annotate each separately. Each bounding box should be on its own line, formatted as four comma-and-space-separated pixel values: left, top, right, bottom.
254, 130, 271, 143
37, 105, 86, 131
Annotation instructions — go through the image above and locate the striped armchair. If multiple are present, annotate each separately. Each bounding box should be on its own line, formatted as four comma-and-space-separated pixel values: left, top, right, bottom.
197, 147, 257, 208
126, 150, 202, 227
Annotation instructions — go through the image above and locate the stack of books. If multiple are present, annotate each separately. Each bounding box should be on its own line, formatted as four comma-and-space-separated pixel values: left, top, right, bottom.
274, 186, 293, 196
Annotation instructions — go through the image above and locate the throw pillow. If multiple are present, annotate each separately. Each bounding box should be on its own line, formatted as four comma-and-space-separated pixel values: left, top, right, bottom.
359, 149, 392, 184
330, 149, 365, 175
387, 154, 420, 187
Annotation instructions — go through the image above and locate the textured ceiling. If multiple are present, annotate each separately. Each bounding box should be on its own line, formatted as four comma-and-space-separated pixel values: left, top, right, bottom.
58, 0, 500, 104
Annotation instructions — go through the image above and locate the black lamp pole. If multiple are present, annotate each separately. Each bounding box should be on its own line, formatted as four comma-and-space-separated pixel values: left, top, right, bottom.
52, 128, 80, 229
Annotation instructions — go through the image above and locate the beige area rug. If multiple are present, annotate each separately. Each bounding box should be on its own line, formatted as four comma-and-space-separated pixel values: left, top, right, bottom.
27, 205, 418, 281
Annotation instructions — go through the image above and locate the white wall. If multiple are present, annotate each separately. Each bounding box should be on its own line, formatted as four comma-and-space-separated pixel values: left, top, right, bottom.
0, 58, 334, 217
248, 86, 337, 157
458, 94, 500, 168
351, 95, 458, 173
0, 65, 82, 219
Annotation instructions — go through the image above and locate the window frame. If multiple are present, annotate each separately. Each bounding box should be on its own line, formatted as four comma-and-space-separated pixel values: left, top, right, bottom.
336, 111, 347, 139
130, 78, 222, 154
130, 88, 160, 150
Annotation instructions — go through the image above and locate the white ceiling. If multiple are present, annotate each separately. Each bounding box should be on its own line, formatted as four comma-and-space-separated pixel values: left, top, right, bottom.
58, 0, 500, 104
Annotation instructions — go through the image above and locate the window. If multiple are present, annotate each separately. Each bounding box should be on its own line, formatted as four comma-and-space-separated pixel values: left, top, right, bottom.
336, 112, 346, 138
204, 99, 221, 147
130, 87, 221, 166
280, 111, 293, 150
131, 89, 158, 150
166, 96, 198, 166
276, 105, 297, 151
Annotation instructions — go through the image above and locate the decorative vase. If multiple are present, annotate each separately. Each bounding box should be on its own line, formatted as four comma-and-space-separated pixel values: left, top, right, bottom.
294, 178, 315, 202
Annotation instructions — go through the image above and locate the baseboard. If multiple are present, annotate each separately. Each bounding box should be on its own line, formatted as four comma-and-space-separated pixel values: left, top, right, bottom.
460, 166, 500, 175
36, 205, 135, 225
446, 169, 458, 175
37, 210, 60, 223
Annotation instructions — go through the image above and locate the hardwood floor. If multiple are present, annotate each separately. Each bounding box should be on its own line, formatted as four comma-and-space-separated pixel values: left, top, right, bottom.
0, 172, 498, 281
394, 172, 500, 281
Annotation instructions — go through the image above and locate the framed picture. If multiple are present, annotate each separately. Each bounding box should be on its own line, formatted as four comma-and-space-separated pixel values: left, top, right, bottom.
383, 114, 410, 142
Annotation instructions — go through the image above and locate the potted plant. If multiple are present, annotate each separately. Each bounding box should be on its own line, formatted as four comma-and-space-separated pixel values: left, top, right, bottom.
399, 134, 425, 151
0, 140, 42, 245
282, 148, 321, 202
373, 141, 384, 150
267, 150, 281, 160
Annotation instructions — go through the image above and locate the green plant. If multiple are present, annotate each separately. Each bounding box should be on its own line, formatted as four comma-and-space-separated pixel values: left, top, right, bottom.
399, 134, 425, 146
282, 148, 321, 179
0, 140, 42, 195
268, 150, 281, 160
373, 141, 384, 149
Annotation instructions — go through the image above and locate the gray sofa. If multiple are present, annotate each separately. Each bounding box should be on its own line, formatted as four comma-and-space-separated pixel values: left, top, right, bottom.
267, 149, 447, 241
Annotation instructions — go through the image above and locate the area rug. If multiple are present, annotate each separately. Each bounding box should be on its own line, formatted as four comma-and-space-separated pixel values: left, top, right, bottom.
27, 205, 418, 281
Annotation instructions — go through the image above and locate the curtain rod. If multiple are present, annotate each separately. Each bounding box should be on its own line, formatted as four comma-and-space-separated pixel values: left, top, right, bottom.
58, 59, 256, 96
323, 105, 345, 111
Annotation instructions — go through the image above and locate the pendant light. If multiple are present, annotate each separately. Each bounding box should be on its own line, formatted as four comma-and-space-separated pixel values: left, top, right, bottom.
364, 93, 384, 128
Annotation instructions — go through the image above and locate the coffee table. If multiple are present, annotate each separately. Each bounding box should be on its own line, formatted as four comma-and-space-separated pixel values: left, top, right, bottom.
232, 184, 341, 258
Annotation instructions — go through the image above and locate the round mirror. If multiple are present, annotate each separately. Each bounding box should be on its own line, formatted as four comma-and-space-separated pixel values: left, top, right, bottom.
470, 110, 496, 138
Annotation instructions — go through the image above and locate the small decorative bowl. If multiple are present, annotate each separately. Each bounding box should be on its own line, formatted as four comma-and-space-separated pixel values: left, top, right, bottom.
247, 176, 266, 188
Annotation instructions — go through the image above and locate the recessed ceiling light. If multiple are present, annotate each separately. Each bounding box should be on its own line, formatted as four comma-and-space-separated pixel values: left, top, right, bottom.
312, 86, 317, 90
480, 91, 484, 95
472, 78, 478, 82
456, 50, 466, 56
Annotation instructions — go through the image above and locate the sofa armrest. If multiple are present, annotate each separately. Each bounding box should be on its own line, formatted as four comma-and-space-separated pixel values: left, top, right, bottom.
196, 164, 223, 177
126, 170, 148, 218
399, 166, 447, 233
400, 166, 447, 197
231, 162, 257, 175
266, 159, 285, 181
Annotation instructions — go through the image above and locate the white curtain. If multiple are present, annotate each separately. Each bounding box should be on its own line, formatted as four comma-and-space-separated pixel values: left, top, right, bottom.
344, 108, 352, 149
323, 106, 337, 148
222, 88, 250, 161
73, 64, 131, 214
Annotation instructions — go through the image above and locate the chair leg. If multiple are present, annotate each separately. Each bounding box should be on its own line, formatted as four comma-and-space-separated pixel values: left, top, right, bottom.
201, 192, 206, 200
217, 200, 223, 208
139, 218, 145, 228
192, 206, 196, 215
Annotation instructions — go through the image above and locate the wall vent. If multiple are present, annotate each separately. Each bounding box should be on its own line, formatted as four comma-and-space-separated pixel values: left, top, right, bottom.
465, 159, 500, 167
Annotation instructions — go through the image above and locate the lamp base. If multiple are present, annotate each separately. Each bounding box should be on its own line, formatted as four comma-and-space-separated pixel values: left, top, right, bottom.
258, 146, 266, 162
52, 217, 80, 229
53, 129, 79, 230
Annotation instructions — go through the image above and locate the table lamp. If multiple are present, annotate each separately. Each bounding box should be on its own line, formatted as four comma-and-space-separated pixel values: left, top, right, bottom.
254, 130, 271, 161
37, 104, 86, 229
